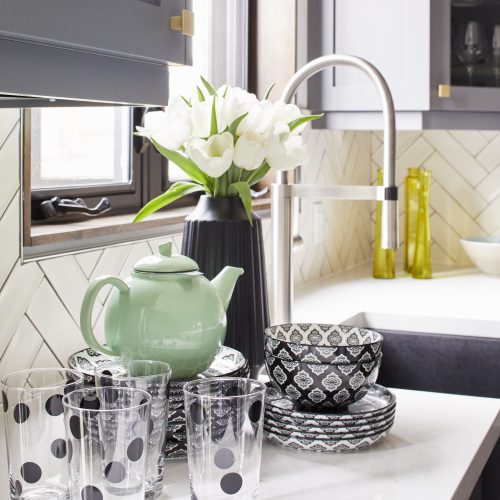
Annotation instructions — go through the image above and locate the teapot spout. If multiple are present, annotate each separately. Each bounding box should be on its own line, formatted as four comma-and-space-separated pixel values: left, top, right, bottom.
211, 266, 244, 312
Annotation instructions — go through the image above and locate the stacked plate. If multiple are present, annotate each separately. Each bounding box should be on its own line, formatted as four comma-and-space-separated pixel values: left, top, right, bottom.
264, 383, 396, 453
165, 346, 250, 459
68, 345, 250, 459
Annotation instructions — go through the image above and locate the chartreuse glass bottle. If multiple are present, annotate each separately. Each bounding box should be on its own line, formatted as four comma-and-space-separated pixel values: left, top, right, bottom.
405, 167, 420, 273
412, 168, 432, 279
373, 168, 395, 279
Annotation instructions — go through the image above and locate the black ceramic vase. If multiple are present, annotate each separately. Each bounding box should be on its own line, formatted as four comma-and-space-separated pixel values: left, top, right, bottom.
181, 195, 269, 372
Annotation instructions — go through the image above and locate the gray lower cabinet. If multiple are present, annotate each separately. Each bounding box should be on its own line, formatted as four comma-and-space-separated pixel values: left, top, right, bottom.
298, 0, 500, 130
0, 0, 192, 105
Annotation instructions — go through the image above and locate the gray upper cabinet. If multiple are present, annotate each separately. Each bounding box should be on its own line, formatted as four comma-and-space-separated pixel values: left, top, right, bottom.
0, 0, 192, 106
298, 0, 500, 130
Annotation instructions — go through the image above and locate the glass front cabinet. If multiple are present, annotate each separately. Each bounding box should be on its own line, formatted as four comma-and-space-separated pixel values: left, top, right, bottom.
297, 0, 500, 130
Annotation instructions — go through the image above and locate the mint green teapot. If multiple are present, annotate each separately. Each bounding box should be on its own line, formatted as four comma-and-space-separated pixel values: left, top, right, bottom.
80, 242, 243, 380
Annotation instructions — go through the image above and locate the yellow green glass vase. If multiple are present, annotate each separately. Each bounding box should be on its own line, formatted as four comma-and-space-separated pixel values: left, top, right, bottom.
405, 167, 420, 273
412, 168, 432, 279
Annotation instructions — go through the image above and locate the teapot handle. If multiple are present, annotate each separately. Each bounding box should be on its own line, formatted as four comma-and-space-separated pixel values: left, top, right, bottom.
80, 275, 130, 357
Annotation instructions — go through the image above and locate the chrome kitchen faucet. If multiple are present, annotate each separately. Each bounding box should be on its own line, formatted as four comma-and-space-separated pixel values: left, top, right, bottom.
272, 54, 399, 324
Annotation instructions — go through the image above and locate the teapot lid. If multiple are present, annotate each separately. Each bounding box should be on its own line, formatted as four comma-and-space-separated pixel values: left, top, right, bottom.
133, 242, 199, 273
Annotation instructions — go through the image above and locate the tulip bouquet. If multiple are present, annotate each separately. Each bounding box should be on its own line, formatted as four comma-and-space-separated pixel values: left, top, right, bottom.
134, 77, 321, 223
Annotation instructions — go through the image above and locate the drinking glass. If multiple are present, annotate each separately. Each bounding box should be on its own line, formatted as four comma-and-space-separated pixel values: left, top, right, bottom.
490, 25, 500, 86
184, 378, 266, 500
95, 360, 171, 499
455, 21, 487, 85
63, 387, 151, 500
1, 368, 84, 500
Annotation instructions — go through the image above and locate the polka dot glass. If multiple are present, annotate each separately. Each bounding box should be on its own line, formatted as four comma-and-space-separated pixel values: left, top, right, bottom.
1, 368, 85, 500
183, 378, 266, 500
62, 387, 151, 500
94, 360, 171, 499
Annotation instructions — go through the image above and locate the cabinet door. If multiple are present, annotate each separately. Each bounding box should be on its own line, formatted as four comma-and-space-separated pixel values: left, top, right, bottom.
302, 0, 432, 112
0, 0, 190, 64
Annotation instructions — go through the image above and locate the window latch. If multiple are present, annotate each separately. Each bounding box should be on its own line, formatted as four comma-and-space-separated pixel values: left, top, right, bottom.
39, 196, 111, 220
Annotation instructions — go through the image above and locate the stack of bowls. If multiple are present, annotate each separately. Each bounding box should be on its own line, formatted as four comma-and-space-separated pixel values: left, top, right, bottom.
264, 323, 395, 452
265, 323, 383, 411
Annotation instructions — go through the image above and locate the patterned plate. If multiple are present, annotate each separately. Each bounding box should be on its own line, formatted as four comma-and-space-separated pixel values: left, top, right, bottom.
265, 409, 396, 435
165, 440, 187, 460
265, 405, 396, 429
265, 425, 391, 453
68, 346, 247, 384
264, 418, 395, 441
265, 383, 396, 421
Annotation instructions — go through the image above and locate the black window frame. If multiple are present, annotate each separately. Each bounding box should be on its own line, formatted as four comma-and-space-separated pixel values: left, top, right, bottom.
27, 106, 197, 225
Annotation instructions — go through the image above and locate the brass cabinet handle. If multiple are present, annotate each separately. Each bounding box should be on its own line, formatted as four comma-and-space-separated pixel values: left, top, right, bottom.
170, 9, 194, 36
438, 84, 451, 98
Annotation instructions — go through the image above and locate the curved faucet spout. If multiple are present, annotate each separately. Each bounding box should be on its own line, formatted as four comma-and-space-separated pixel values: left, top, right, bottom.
272, 54, 399, 324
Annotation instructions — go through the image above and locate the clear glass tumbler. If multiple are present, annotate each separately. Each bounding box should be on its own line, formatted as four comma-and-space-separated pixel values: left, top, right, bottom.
1, 368, 84, 500
184, 378, 266, 500
94, 360, 171, 498
63, 386, 151, 500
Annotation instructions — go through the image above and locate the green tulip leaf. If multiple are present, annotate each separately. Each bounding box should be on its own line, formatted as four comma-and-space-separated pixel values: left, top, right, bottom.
246, 162, 271, 186
151, 139, 209, 187
200, 75, 217, 96
288, 114, 323, 132
264, 83, 276, 100
229, 113, 248, 136
210, 96, 218, 136
229, 181, 253, 225
133, 182, 205, 222
196, 86, 205, 102
181, 95, 192, 107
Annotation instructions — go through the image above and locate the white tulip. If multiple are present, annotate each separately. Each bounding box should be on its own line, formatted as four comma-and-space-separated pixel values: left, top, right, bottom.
233, 133, 267, 171
190, 96, 216, 138
237, 100, 276, 137
137, 98, 192, 150
187, 131, 234, 177
272, 102, 305, 134
266, 122, 309, 171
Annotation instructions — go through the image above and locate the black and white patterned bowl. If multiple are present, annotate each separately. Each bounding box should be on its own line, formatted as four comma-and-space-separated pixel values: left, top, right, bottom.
265, 323, 383, 364
265, 353, 381, 411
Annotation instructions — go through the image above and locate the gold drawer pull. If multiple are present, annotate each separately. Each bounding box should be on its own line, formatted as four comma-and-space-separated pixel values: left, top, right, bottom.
170, 9, 194, 36
438, 84, 451, 98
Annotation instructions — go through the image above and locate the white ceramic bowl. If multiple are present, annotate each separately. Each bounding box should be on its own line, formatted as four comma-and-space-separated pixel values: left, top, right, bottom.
460, 237, 500, 275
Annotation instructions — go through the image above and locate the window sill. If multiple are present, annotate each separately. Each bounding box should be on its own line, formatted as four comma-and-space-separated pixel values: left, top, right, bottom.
24, 199, 271, 260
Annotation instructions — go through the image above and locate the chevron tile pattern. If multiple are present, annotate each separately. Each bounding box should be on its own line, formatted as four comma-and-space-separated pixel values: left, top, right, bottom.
372, 130, 500, 266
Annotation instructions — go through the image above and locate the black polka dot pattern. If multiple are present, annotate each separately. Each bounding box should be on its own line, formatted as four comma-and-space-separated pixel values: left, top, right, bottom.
148, 418, 154, 435
81, 485, 103, 500
248, 400, 262, 423
51, 438, 67, 459
127, 438, 144, 462
214, 448, 235, 469
14, 479, 22, 496
45, 394, 64, 416
2, 391, 8, 412
189, 401, 207, 425
220, 472, 243, 495
13, 403, 30, 424
79, 394, 100, 412
104, 461, 126, 483
20, 462, 42, 484
70, 415, 88, 439
67, 440, 73, 463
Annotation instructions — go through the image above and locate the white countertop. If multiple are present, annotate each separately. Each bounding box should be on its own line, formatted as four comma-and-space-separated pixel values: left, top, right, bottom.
293, 264, 500, 337
160, 388, 500, 500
